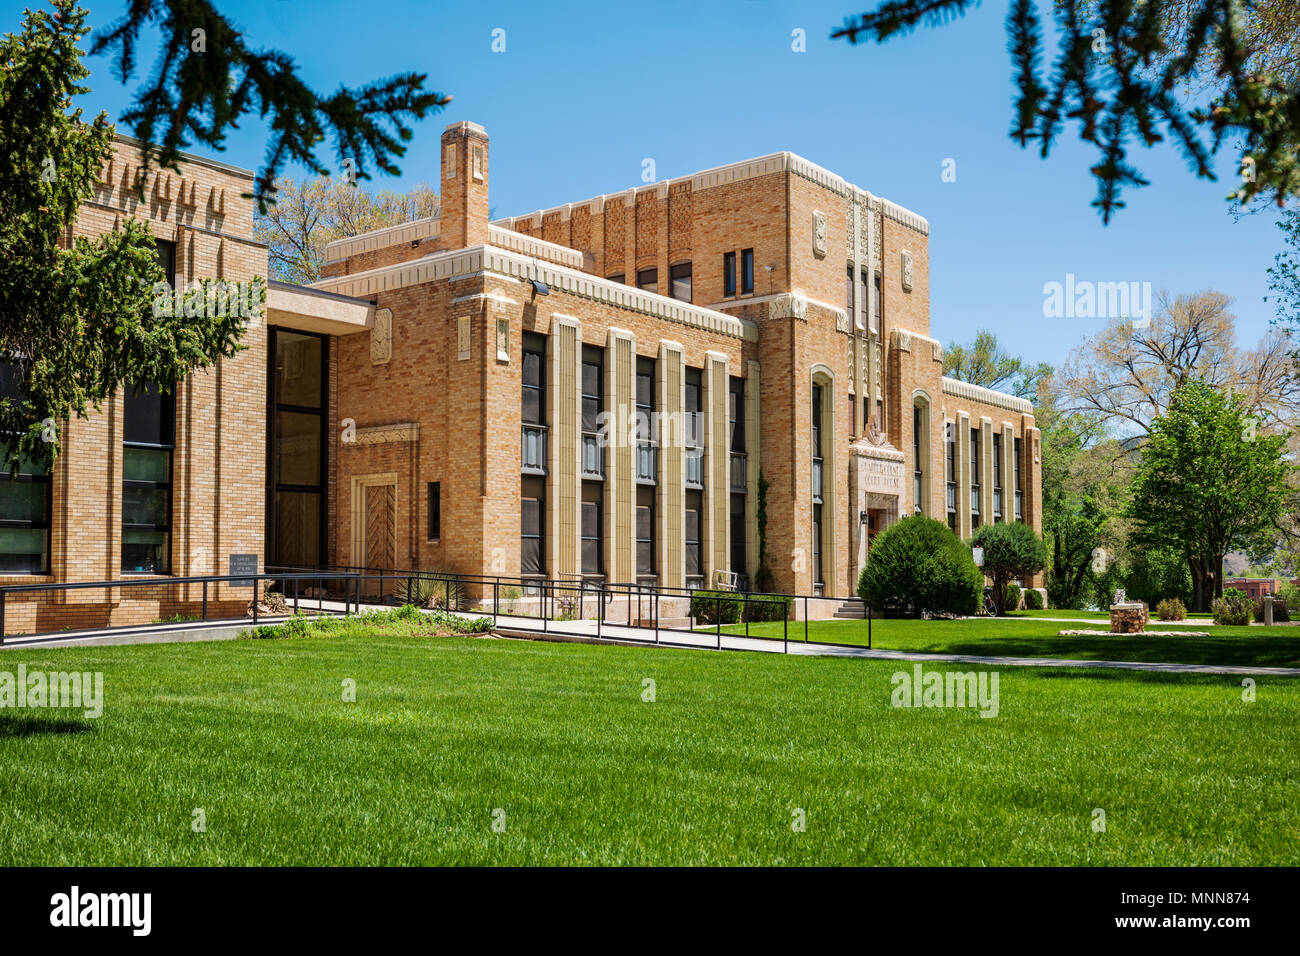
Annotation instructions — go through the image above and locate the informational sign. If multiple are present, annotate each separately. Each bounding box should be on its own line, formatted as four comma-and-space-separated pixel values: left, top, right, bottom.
972, 547, 984, 568
229, 553, 259, 588
862, 457, 905, 495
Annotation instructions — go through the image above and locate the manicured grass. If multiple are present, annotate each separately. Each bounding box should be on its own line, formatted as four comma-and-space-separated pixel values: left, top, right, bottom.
1008, 609, 1215, 621
714, 617, 1300, 668
0, 614, 1297, 865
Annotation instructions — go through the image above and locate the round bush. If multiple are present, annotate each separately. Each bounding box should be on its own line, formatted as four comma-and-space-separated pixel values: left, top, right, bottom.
1156, 597, 1187, 621
1211, 593, 1252, 626
1023, 588, 1044, 610
857, 516, 982, 617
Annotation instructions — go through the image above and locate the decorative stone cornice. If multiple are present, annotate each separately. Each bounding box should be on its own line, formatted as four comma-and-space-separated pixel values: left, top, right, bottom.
312, 245, 747, 340
352, 422, 420, 445
324, 217, 442, 263
941, 377, 1034, 415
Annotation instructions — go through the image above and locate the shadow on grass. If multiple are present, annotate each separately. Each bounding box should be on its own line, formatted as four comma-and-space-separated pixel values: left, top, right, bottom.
915, 635, 1300, 669
0, 714, 98, 738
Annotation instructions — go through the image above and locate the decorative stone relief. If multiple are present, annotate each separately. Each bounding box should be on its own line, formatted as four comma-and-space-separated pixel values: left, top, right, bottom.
370, 308, 392, 365
496, 317, 510, 361
932, 339, 943, 363
812, 210, 827, 258
835, 309, 850, 333
901, 250, 914, 292
768, 293, 809, 322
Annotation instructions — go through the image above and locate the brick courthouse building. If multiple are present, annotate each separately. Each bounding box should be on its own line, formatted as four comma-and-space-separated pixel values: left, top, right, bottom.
1, 122, 1040, 632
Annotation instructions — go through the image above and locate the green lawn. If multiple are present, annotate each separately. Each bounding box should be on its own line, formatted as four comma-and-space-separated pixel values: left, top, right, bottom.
1007, 609, 1214, 621
1, 612, 1297, 865
714, 617, 1300, 668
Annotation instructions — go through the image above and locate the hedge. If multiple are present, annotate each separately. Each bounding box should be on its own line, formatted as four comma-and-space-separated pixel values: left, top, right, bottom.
691, 590, 792, 624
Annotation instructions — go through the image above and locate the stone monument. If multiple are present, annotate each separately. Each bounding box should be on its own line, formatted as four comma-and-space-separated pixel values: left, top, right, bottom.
1109, 588, 1149, 634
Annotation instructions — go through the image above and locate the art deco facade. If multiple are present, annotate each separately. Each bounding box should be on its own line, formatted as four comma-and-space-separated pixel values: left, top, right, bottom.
0, 122, 1040, 633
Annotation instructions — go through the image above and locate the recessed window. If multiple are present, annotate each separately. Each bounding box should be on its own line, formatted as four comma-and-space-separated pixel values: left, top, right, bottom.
846, 264, 855, 314
521, 484, 544, 576
723, 252, 736, 297
669, 262, 692, 302
685, 491, 702, 586
581, 486, 602, 579
581, 346, 604, 479
0, 361, 51, 574
636, 487, 655, 580
636, 268, 658, 294
741, 249, 754, 294
607, 273, 625, 285
427, 482, 441, 540
122, 383, 175, 574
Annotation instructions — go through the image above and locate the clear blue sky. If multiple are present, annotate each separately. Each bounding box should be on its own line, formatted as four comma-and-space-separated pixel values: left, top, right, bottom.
8, 0, 1286, 368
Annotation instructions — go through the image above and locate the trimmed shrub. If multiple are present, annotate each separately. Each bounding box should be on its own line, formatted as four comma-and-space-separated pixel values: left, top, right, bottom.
858, 516, 982, 618
1253, 596, 1291, 623
1005, 584, 1022, 612
1155, 597, 1187, 621
1022, 588, 1044, 610
969, 522, 1048, 615
1211, 593, 1253, 626
690, 591, 791, 624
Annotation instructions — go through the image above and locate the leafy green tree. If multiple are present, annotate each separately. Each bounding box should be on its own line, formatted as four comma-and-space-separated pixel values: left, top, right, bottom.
1128, 381, 1293, 610
0, 0, 249, 472
942, 329, 1052, 402
970, 522, 1048, 615
255, 175, 440, 284
858, 516, 982, 617
90, 0, 450, 207
832, 0, 1300, 219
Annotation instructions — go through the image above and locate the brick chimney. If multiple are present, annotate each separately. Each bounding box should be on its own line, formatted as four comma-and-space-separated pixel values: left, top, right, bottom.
440, 121, 490, 250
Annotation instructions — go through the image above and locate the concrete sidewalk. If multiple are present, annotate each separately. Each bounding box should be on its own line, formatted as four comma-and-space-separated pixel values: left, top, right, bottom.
4, 600, 1297, 678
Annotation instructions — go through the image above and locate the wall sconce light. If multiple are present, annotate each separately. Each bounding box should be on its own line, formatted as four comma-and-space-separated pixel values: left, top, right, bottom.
859, 510, 869, 526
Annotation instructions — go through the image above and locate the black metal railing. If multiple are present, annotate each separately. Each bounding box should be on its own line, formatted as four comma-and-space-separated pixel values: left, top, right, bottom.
0, 570, 363, 645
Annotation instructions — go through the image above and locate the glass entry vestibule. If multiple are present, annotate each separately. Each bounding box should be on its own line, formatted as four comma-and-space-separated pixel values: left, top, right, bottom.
266, 327, 327, 568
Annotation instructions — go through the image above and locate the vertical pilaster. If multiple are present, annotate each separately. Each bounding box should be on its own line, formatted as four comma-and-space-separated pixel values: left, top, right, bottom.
1001, 421, 1015, 524
548, 316, 580, 579
606, 329, 636, 584
980, 417, 994, 526
703, 351, 730, 582
656, 341, 684, 589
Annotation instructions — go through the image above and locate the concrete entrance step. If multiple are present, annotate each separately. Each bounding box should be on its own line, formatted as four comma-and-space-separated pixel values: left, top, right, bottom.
833, 598, 866, 619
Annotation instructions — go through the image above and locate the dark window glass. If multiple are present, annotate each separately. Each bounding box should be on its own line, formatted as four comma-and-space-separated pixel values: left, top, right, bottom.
669, 262, 692, 302
741, 249, 754, 294
730, 494, 746, 577
812, 503, 823, 585
635, 503, 654, 575
155, 238, 176, 284
723, 252, 736, 297
637, 268, 658, 293
268, 328, 327, 569
993, 433, 1002, 488
1014, 437, 1023, 490
521, 497, 543, 575
846, 264, 855, 314
123, 383, 174, 573
581, 359, 602, 434
729, 377, 744, 453
0, 362, 51, 573
428, 482, 441, 539
685, 496, 701, 578
581, 496, 602, 575
811, 384, 823, 457
522, 341, 544, 425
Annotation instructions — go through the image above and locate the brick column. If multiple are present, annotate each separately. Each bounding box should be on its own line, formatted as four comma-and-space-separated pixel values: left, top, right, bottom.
745, 359, 761, 580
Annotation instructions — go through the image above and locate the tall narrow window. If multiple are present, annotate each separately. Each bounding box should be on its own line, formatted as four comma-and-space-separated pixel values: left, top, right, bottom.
581, 487, 602, 580
636, 268, 658, 293
1014, 436, 1024, 520
607, 273, 625, 285
859, 267, 870, 329
722, 252, 736, 297
521, 333, 546, 475
741, 248, 754, 294
970, 427, 981, 529
0, 362, 51, 574
846, 264, 855, 315
669, 262, 692, 302
685, 490, 702, 588
521, 481, 544, 577
427, 482, 441, 539
269, 328, 326, 568
123, 383, 174, 574
946, 424, 958, 530
913, 405, 923, 512
635, 357, 656, 484
992, 432, 1003, 519
685, 367, 703, 489
811, 382, 825, 593
636, 487, 655, 582
873, 272, 882, 332
581, 346, 603, 479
